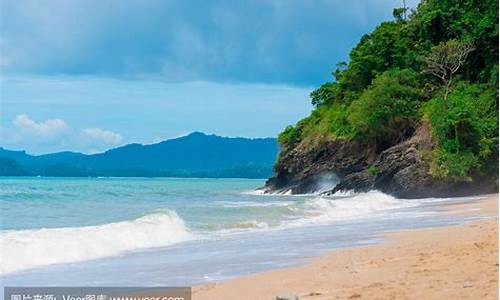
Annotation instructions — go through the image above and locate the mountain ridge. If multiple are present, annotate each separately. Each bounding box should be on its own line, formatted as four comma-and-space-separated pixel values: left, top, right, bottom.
0, 132, 278, 178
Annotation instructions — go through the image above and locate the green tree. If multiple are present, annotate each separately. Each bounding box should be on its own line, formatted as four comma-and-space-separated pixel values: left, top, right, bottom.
310, 82, 335, 107
348, 69, 422, 144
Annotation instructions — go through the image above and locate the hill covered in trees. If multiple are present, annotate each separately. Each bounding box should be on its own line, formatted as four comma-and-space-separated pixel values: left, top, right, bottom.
265, 0, 498, 197
0, 132, 278, 178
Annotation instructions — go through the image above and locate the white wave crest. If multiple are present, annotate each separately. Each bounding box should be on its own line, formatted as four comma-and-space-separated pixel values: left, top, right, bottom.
241, 189, 267, 195
243, 188, 335, 197
217, 200, 293, 208
241, 188, 293, 196
0, 211, 192, 275
287, 191, 418, 227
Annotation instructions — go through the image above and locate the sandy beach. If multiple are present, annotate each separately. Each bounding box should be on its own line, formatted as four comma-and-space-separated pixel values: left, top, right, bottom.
193, 194, 499, 300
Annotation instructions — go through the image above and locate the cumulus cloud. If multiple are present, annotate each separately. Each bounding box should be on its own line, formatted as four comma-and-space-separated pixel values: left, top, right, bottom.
3, 114, 123, 154
82, 127, 122, 145
13, 114, 68, 137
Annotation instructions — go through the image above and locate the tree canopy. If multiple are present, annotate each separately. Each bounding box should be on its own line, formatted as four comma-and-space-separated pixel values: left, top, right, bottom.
279, 0, 498, 181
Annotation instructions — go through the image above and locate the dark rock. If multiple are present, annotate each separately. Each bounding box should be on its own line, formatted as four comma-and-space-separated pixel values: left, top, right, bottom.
265, 139, 376, 194
330, 170, 373, 193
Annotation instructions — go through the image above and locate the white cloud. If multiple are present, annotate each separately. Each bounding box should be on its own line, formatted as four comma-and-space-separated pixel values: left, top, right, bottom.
82, 128, 122, 145
3, 114, 123, 154
13, 114, 68, 137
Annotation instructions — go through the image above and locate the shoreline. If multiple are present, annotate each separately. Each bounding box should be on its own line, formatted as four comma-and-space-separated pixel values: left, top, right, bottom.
193, 194, 499, 300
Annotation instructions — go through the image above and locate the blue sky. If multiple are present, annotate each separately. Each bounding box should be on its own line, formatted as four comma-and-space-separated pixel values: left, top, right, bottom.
0, 0, 419, 154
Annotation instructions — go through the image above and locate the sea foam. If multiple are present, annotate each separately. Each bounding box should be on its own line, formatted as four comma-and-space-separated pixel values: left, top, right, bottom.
0, 211, 192, 275
285, 191, 420, 227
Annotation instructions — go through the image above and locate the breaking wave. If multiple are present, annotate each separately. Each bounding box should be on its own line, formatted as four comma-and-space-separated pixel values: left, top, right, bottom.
286, 191, 420, 227
1, 190, 452, 275
0, 211, 192, 274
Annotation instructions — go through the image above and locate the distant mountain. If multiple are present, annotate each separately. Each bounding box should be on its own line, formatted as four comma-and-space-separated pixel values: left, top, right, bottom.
0, 132, 279, 178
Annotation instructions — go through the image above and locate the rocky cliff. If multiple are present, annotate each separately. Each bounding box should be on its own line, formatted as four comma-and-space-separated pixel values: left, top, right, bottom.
264, 0, 498, 198
264, 123, 497, 198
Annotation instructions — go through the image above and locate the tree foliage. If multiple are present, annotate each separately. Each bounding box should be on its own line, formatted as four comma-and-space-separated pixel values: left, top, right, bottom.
278, 0, 498, 180
424, 82, 498, 179
348, 69, 422, 144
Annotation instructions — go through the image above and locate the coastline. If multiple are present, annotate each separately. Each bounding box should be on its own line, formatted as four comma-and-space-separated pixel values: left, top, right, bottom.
193, 194, 499, 300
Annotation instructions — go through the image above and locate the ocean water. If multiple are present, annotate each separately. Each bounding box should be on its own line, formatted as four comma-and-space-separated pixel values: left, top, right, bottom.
0, 177, 487, 287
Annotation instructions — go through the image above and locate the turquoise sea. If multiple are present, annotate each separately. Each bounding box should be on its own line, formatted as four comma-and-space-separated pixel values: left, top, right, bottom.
0, 177, 487, 287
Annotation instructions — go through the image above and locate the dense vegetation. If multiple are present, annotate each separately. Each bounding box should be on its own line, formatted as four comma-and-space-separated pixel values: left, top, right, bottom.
278, 0, 498, 181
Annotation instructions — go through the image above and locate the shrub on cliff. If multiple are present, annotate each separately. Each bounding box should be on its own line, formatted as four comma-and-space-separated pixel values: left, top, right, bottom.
424, 82, 498, 180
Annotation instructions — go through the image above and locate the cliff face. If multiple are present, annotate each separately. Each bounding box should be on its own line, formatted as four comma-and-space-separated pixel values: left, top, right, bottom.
265, 123, 497, 198
265, 139, 374, 194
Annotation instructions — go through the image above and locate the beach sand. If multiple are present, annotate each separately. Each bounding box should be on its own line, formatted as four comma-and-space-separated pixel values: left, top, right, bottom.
193, 194, 498, 300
